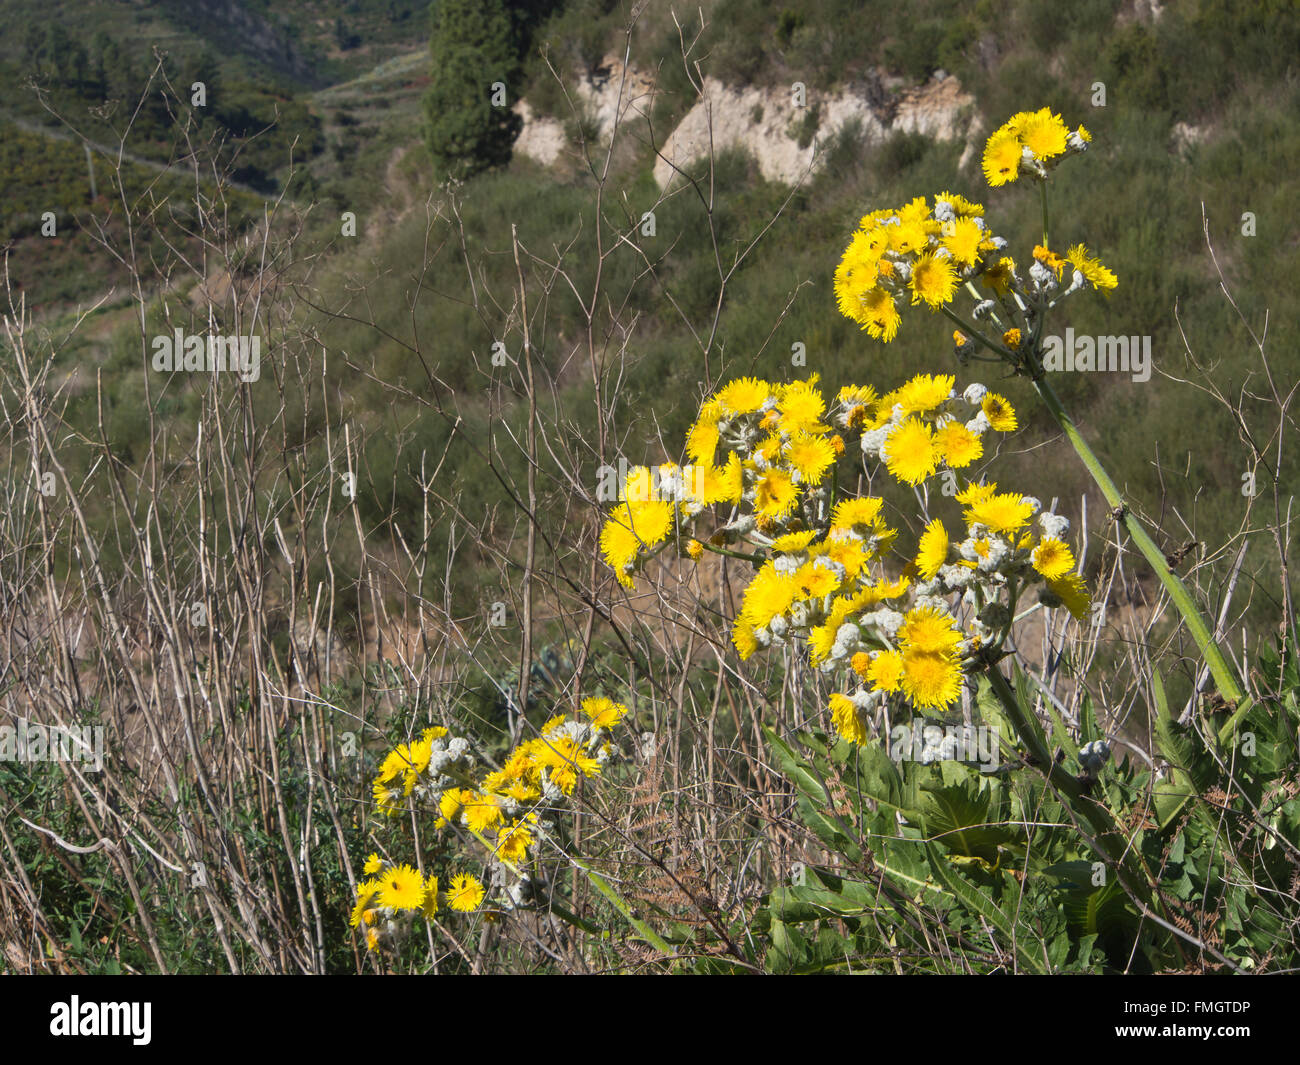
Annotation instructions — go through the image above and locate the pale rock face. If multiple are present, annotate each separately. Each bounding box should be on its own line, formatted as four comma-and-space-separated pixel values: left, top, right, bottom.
513, 55, 980, 188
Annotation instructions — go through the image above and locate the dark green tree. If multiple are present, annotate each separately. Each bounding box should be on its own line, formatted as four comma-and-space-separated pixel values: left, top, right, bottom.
423, 0, 524, 178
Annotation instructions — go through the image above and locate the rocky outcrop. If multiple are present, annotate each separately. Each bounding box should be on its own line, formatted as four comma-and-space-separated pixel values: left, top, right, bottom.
513, 55, 979, 187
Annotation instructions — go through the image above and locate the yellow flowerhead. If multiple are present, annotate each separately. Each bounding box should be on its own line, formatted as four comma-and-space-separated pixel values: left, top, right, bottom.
894, 373, 954, 415
1019, 108, 1069, 160
868, 650, 905, 693
858, 287, 901, 341
350, 880, 382, 927
754, 468, 799, 519
982, 127, 1023, 186
716, 376, 771, 416
581, 696, 629, 730
935, 420, 983, 468
882, 418, 939, 486
909, 251, 959, 308
378, 864, 426, 911
1065, 243, 1118, 292
965, 491, 1034, 534
447, 873, 486, 913
786, 431, 836, 483
898, 605, 963, 656
1046, 573, 1091, 619
901, 648, 963, 710
829, 693, 869, 745
981, 393, 1018, 432
915, 519, 949, 580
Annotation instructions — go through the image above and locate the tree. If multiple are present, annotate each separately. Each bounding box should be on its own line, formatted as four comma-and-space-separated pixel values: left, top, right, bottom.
423, 0, 523, 178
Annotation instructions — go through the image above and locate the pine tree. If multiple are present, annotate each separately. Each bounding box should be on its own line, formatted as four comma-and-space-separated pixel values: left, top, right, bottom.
423, 0, 523, 178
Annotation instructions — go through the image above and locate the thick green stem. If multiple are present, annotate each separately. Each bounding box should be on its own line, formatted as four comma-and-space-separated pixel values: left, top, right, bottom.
1032, 375, 1245, 704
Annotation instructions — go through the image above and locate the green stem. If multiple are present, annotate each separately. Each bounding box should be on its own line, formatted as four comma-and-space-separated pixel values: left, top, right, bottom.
702, 542, 766, 564
984, 667, 1155, 908
939, 306, 1020, 364
1032, 375, 1245, 704
1039, 178, 1049, 249
571, 858, 676, 957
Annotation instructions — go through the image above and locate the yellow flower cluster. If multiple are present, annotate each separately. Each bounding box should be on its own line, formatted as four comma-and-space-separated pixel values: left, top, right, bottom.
350, 859, 484, 951
835, 110, 1116, 357
981, 107, 1090, 187
354, 696, 630, 952
598, 375, 1091, 747
833, 192, 1005, 341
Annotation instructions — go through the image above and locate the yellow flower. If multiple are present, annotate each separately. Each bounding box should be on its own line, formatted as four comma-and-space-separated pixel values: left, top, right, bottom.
447, 873, 486, 913
754, 468, 799, 519
686, 538, 704, 560
464, 791, 504, 833
981, 392, 1018, 432
1065, 243, 1118, 292
777, 378, 827, 432
868, 650, 905, 693
786, 432, 836, 483
898, 605, 963, 656
935, 421, 983, 468
1046, 573, 1091, 619
495, 818, 534, 865
1002, 328, 1022, 350
935, 191, 985, 217
940, 217, 984, 267
981, 256, 1016, 295
771, 530, 819, 553
581, 696, 628, 730
888, 219, 928, 255
982, 127, 1023, 186
740, 564, 800, 629
538, 735, 601, 795
955, 480, 998, 505
1019, 107, 1068, 161
859, 287, 901, 341
600, 499, 675, 587
1032, 244, 1065, 280
600, 505, 643, 588
829, 693, 869, 745
363, 853, 383, 875
901, 648, 963, 710
732, 619, 760, 659
895, 373, 954, 415
915, 519, 949, 579
850, 651, 872, 679
422, 875, 440, 918
965, 491, 1034, 534
378, 864, 425, 911
1031, 537, 1075, 580
818, 535, 870, 578
372, 779, 400, 815
831, 496, 884, 530
793, 562, 839, 600
350, 880, 382, 927
716, 376, 771, 415
835, 232, 886, 322
909, 251, 959, 308
882, 418, 939, 485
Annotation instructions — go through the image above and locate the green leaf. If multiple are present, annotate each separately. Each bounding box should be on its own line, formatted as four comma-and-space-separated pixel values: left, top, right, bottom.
924, 842, 1047, 973
919, 779, 1013, 864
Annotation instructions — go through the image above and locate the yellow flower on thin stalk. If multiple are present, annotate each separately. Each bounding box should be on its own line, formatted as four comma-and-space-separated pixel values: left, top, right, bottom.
447, 873, 486, 913
378, 864, 425, 912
